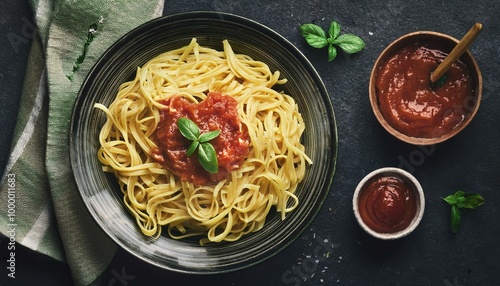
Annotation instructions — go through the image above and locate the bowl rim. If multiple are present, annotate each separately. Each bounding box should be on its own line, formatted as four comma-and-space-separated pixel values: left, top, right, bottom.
369, 30, 482, 145
69, 10, 338, 274
352, 167, 425, 240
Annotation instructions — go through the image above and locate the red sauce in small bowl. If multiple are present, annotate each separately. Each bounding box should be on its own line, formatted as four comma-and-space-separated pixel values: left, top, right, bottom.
358, 175, 417, 233
376, 41, 475, 138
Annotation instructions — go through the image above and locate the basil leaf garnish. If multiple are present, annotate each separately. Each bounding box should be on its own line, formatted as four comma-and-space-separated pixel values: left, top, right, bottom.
177, 117, 200, 140
332, 34, 366, 54
177, 117, 220, 174
441, 190, 484, 234
299, 20, 365, 62
199, 130, 221, 143
450, 205, 462, 234
198, 142, 218, 174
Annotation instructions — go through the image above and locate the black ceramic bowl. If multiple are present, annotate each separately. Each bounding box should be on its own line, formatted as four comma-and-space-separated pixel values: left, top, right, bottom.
70, 11, 337, 274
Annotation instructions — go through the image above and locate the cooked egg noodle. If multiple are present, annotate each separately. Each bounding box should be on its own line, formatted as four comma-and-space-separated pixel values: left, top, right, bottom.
95, 38, 311, 244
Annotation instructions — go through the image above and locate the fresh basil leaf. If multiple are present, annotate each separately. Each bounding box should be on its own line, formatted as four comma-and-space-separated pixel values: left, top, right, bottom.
461, 193, 485, 209
299, 23, 327, 38
328, 44, 337, 62
199, 129, 221, 143
299, 24, 329, 48
299, 20, 365, 62
304, 34, 329, 48
332, 34, 366, 54
441, 194, 458, 205
198, 142, 218, 173
177, 117, 200, 140
451, 205, 462, 233
442, 190, 484, 233
328, 21, 341, 40
186, 140, 199, 156
456, 195, 467, 208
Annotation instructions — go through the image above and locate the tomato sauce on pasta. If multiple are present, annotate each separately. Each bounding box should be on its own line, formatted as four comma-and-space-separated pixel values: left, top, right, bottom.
153, 92, 250, 185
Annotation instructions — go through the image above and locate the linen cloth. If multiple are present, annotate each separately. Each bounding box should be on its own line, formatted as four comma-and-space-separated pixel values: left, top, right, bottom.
0, 0, 165, 284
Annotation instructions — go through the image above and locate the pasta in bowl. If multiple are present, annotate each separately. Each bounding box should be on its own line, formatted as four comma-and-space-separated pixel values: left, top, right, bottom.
70, 12, 337, 273
94, 38, 312, 244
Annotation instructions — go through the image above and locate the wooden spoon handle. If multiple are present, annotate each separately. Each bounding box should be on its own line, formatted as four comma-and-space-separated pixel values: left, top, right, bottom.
430, 22, 482, 83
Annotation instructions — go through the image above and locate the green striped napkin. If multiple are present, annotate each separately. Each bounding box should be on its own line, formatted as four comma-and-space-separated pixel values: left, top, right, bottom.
0, 0, 164, 284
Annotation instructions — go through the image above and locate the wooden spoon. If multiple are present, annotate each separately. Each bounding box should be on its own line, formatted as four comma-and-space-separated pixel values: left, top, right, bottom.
430, 22, 482, 83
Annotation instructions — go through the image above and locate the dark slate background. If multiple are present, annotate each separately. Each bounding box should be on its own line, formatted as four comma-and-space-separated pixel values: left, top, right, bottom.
1, 0, 499, 285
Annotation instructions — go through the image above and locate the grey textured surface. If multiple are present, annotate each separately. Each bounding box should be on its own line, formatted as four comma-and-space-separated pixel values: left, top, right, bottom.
1, 0, 499, 285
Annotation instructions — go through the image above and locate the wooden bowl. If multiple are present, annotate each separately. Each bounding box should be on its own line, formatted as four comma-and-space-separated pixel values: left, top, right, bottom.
369, 31, 482, 145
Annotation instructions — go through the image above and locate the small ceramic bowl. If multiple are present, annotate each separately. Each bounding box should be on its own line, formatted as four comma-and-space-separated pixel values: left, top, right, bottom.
369, 31, 482, 145
353, 167, 425, 240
